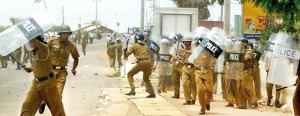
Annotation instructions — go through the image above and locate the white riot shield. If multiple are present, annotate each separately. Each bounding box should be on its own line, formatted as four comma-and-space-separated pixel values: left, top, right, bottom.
268, 32, 300, 86
225, 39, 245, 80
156, 39, 172, 75
0, 10, 55, 56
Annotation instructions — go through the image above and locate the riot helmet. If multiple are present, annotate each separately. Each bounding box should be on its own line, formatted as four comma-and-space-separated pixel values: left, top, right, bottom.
58, 24, 72, 35
134, 33, 145, 45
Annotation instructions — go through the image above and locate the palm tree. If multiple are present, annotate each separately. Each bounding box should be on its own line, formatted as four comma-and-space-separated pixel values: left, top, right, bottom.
172, 0, 216, 20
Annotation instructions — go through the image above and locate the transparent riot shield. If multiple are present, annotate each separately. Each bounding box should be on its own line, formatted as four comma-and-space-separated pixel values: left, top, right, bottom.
207, 27, 227, 73
224, 38, 245, 80
194, 26, 210, 37
0, 10, 55, 56
188, 28, 225, 69
156, 39, 172, 75
268, 32, 300, 86
264, 33, 277, 67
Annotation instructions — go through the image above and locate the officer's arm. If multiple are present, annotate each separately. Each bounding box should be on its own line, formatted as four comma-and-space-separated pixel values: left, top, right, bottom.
71, 46, 80, 76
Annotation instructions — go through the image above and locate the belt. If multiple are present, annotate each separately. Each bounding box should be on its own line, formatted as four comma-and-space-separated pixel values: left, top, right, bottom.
35, 73, 54, 82
53, 66, 66, 70
137, 58, 149, 62
196, 66, 207, 70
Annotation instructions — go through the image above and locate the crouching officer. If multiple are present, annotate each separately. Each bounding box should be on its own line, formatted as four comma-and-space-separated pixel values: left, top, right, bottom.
21, 35, 65, 116
124, 33, 156, 98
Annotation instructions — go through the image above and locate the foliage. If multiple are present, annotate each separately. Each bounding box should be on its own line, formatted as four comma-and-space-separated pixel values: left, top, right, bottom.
0, 26, 10, 33
172, 0, 217, 20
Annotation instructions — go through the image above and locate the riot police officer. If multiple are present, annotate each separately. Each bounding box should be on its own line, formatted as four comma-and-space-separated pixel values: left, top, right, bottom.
38, 24, 80, 114
124, 33, 155, 98
180, 35, 196, 105
170, 33, 184, 98
21, 35, 65, 116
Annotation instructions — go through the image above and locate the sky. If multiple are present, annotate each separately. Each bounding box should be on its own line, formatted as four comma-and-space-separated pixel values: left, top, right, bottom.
0, 0, 241, 32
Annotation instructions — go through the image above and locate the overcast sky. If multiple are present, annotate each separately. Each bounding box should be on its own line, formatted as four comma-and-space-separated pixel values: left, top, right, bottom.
0, 0, 241, 32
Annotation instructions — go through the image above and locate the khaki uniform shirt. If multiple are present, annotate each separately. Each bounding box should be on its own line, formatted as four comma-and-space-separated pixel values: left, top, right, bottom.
244, 49, 254, 70
128, 43, 149, 60
48, 38, 80, 66
116, 43, 123, 53
32, 41, 53, 78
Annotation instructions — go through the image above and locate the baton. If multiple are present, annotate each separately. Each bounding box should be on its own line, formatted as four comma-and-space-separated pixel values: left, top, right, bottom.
276, 85, 295, 91
9, 54, 26, 68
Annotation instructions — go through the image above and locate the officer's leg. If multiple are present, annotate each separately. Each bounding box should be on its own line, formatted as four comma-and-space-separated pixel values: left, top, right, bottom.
266, 82, 273, 106
142, 62, 155, 95
196, 77, 206, 114
205, 74, 214, 109
55, 70, 68, 98
161, 75, 167, 92
243, 70, 257, 107
157, 75, 163, 93
127, 64, 141, 92
221, 73, 227, 99
190, 72, 197, 103
182, 72, 192, 103
21, 82, 43, 116
293, 77, 300, 116
41, 78, 65, 116
172, 68, 180, 98
253, 68, 261, 101
213, 72, 218, 94
237, 80, 247, 109
274, 84, 282, 107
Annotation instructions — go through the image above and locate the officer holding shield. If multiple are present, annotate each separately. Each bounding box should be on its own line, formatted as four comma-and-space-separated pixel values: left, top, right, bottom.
170, 33, 184, 98
238, 38, 257, 108
21, 35, 65, 116
153, 39, 172, 93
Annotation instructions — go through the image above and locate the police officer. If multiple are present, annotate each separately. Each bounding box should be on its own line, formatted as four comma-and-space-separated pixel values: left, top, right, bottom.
12, 47, 22, 70
0, 55, 8, 68
293, 61, 300, 116
251, 41, 262, 102
116, 38, 123, 68
124, 33, 156, 98
21, 35, 65, 116
170, 33, 184, 98
265, 53, 281, 108
81, 30, 88, 56
153, 39, 171, 93
237, 38, 257, 109
180, 35, 196, 105
107, 40, 117, 68
39, 24, 80, 114
22, 45, 30, 63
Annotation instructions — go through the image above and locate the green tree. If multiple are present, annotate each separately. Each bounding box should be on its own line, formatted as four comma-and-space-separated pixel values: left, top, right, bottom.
0, 26, 10, 32
172, 0, 217, 20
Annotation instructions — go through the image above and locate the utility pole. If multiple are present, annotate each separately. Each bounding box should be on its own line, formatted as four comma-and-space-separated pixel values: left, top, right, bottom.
140, 0, 145, 32
95, 0, 99, 33
223, 0, 230, 35
62, 6, 64, 24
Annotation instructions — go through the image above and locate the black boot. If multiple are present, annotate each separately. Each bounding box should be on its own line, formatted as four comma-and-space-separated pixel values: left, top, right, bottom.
275, 101, 281, 108
183, 101, 192, 105
206, 103, 210, 111
125, 91, 136, 96
146, 94, 156, 98
267, 99, 271, 106
39, 104, 46, 114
